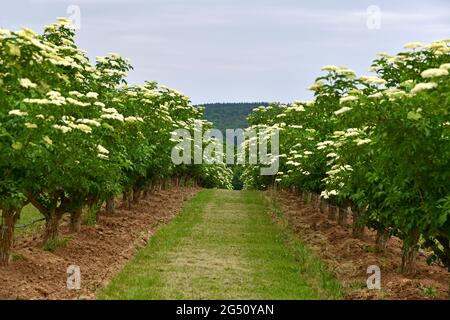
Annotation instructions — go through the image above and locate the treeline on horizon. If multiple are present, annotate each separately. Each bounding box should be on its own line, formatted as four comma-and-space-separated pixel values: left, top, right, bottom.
197, 102, 270, 134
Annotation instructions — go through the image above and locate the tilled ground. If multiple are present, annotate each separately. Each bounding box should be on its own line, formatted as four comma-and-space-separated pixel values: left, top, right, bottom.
0, 187, 199, 300
275, 190, 450, 300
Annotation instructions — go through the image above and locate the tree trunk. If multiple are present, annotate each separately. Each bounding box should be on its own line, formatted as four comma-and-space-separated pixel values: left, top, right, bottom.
338, 207, 348, 227
132, 188, 140, 204
298, 190, 304, 203
311, 193, 317, 208
44, 210, 63, 243
0, 209, 18, 266
315, 194, 321, 209
401, 231, 420, 275
122, 191, 132, 210
70, 208, 83, 233
106, 197, 115, 214
328, 205, 337, 221
319, 199, 328, 214
351, 207, 365, 239
375, 228, 389, 252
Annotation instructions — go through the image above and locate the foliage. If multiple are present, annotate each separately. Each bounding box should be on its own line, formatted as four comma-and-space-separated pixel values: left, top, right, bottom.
0, 19, 232, 261
242, 40, 450, 271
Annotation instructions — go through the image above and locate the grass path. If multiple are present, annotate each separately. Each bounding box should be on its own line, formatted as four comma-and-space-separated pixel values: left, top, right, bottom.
98, 189, 343, 299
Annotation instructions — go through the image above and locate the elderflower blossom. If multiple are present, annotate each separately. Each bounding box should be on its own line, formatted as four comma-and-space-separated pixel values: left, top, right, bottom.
53, 125, 72, 133
339, 96, 358, 104
66, 97, 90, 107
411, 82, 438, 94
336, 67, 356, 77
321, 65, 340, 72
69, 91, 84, 98
334, 106, 352, 115
368, 92, 383, 99
86, 92, 99, 99
101, 113, 124, 122
320, 190, 338, 199
404, 42, 424, 49
9, 109, 28, 116
359, 75, 387, 85
421, 68, 449, 78
102, 107, 118, 114
43, 136, 53, 145
356, 138, 372, 146
77, 119, 101, 127
0, 28, 11, 37
97, 144, 109, 155
307, 81, 325, 91
326, 152, 338, 158
73, 124, 92, 133
25, 122, 38, 129
19, 78, 37, 89
124, 116, 144, 123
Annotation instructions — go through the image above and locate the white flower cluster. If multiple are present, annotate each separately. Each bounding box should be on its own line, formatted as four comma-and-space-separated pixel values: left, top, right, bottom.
101, 107, 124, 122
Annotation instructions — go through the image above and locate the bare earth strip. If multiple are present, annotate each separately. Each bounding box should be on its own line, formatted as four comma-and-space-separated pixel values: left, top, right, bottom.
0, 187, 199, 300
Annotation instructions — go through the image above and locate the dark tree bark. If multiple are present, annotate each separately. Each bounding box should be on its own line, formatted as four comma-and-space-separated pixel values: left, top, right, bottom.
401, 230, 420, 275
106, 197, 115, 214
0, 209, 18, 266
351, 207, 365, 239
375, 228, 389, 252
319, 199, 328, 214
132, 187, 140, 204
122, 191, 132, 210
44, 209, 63, 242
70, 208, 83, 233
328, 205, 337, 221
338, 207, 348, 227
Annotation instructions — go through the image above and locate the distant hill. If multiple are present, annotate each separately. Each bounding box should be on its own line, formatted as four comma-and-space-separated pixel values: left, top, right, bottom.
197, 102, 269, 134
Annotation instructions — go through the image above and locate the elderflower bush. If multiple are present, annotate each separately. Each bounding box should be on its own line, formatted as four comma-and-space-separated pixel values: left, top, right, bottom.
242, 39, 450, 271
0, 19, 231, 260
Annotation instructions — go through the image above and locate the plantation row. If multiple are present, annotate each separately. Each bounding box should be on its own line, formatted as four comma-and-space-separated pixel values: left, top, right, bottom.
0, 19, 232, 265
242, 39, 450, 274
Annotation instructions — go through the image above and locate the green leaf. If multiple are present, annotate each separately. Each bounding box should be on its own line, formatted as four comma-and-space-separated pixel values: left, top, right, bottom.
437, 213, 448, 226
11, 141, 23, 150
407, 111, 422, 121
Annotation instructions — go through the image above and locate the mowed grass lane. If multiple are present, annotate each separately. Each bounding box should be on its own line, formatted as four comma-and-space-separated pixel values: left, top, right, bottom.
98, 189, 343, 299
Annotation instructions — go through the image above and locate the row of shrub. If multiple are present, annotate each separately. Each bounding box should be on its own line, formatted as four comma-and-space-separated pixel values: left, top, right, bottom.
0, 19, 232, 265
242, 39, 450, 274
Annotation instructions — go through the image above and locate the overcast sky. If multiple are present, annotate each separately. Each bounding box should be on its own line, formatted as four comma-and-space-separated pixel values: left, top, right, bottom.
1, 0, 450, 104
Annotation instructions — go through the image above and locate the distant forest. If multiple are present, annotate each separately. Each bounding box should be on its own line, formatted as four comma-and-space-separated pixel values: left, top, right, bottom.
197, 102, 270, 134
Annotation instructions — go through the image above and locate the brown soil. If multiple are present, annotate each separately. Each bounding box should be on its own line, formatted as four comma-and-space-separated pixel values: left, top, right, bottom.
0, 187, 199, 300
274, 190, 450, 300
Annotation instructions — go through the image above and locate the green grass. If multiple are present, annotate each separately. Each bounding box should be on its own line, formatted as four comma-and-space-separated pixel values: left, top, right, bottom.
42, 236, 73, 252
16, 204, 44, 235
98, 189, 343, 300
